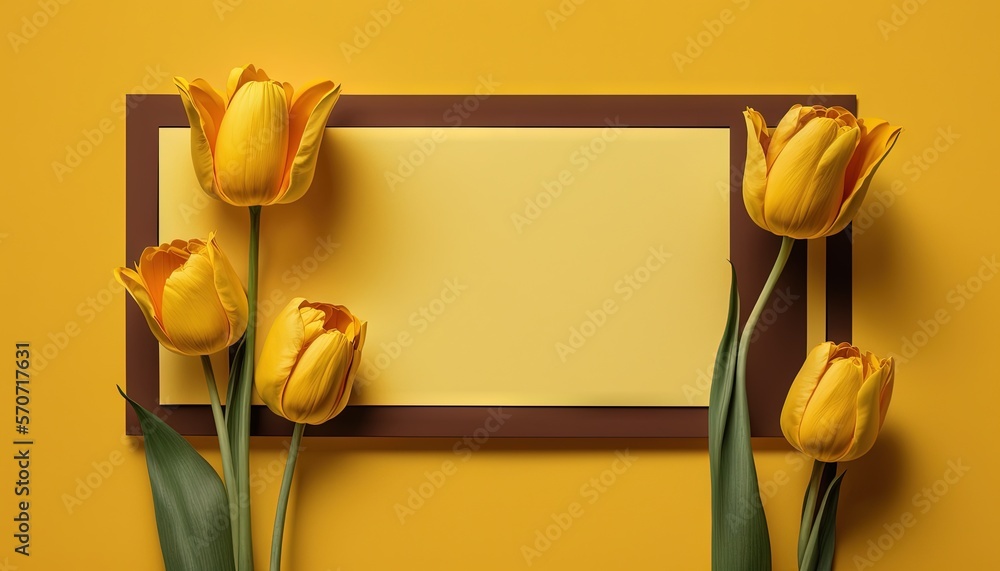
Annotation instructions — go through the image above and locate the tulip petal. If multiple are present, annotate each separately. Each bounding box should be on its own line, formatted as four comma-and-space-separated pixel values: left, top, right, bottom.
780, 342, 837, 452
175, 77, 222, 199
877, 357, 895, 427
226, 64, 257, 103
837, 364, 887, 461
796, 358, 864, 462
764, 118, 845, 239
159, 252, 231, 355
114, 267, 179, 354
806, 126, 861, 238
206, 235, 248, 345
214, 80, 290, 206
138, 246, 188, 319
317, 321, 367, 423
742, 109, 769, 231
826, 121, 902, 236
765, 105, 819, 170
281, 332, 353, 424
276, 81, 341, 205
256, 298, 310, 418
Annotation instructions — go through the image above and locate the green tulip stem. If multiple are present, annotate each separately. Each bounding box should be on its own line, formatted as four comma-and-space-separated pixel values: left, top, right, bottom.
201, 354, 239, 560
235, 205, 262, 570
270, 422, 305, 571
798, 459, 827, 567
736, 236, 796, 391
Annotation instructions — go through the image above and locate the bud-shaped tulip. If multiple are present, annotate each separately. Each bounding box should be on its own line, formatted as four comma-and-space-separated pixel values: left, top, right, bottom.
743, 105, 901, 239
780, 342, 895, 462
114, 234, 248, 356
256, 298, 367, 425
174, 64, 341, 206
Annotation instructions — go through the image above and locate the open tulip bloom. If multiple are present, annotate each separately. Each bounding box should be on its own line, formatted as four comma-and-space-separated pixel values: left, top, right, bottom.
708, 104, 900, 571
175, 63, 341, 207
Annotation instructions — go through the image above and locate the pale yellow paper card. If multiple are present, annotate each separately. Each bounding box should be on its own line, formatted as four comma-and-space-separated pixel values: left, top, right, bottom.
158, 126, 733, 406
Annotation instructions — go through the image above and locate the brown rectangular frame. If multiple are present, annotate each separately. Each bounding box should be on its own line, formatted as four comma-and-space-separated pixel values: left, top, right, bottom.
125, 94, 856, 438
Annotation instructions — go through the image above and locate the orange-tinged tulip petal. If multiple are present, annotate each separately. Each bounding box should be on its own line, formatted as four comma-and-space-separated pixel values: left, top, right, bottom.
114, 267, 180, 354
227, 64, 258, 102
780, 342, 895, 463
826, 121, 902, 236
176, 65, 341, 207
741, 104, 900, 239
160, 252, 230, 355
214, 81, 290, 206
278, 80, 341, 204
742, 109, 769, 230
175, 78, 221, 200
780, 342, 838, 451
796, 357, 863, 461
114, 236, 247, 356
281, 332, 353, 424
206, 235, 248, 346
838, 364, 888, 461
763, 118, 842, 238
256, 298, 366, 425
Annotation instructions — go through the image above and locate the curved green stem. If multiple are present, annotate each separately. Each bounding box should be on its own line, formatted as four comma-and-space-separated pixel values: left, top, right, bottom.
269, 423, 305, 571
201, 354, 239, 562
736, 236, 796, 390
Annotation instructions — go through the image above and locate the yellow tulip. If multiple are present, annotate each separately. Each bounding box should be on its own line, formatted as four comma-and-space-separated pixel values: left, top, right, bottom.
743, 105, 901, 239
174, 64, 341, 206
780, 342, 895, 462
114, 234, 248, 356
256, 298, 367, 425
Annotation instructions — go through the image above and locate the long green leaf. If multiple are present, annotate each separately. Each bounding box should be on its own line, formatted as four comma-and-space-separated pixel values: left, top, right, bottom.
119, 386, 236, 571
708, 263, 771, 571
801, 471, 846, 571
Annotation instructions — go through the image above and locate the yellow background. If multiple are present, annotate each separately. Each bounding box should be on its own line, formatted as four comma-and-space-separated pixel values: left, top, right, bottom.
1, 0, 996, 569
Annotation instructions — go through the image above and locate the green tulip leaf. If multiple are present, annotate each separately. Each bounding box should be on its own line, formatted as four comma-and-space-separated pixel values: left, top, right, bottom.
801, 470, 846, 571
119, 386, 236, 571
708, 263, 771, 570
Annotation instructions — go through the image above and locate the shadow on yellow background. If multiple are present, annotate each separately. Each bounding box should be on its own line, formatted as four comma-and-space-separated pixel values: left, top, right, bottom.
2, 0, 996, 569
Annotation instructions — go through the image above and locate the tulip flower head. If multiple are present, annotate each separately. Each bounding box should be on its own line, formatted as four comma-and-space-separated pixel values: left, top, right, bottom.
780, 342, 894, 463
256, 298, 366, 425
743, 105, 901, 239
175, 64, 341, 206
114, 234, 248, 356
